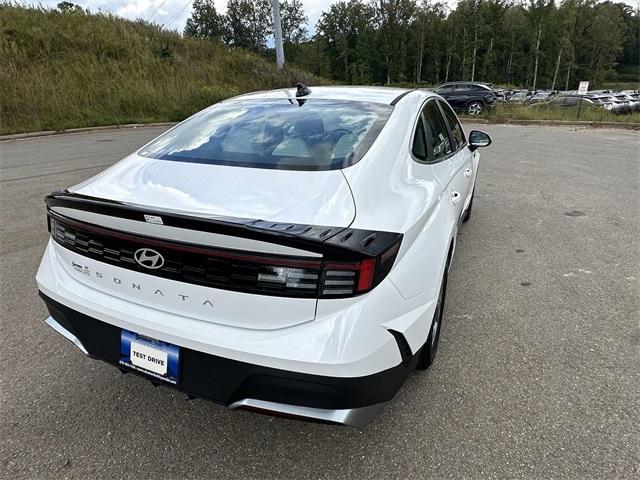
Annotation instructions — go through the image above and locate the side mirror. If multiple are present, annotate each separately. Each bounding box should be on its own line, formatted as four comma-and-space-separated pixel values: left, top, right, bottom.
468, 130, 492, 151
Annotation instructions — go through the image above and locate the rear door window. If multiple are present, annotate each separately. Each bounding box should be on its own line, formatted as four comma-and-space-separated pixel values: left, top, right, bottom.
438, 101, 466, 150
412, 117, 428, 161
422, 101, 452, 161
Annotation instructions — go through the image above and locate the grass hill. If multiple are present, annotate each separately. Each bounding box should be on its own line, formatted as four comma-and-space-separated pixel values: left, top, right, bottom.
0, 4, 323, 135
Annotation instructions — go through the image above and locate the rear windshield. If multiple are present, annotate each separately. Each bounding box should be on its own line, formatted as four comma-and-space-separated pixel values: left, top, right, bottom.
139, 99, 393, 171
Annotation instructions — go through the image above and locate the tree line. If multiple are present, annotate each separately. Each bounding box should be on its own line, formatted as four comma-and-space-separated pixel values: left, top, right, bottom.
184, 0, 639, 89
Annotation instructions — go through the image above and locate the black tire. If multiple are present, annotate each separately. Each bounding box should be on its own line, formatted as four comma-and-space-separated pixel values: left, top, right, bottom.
462, 188, 474, 223
416, 270, 448, 370
466, 101, 484, 116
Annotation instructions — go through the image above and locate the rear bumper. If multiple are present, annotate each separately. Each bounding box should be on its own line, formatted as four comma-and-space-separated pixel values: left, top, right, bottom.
41, 292, 416, 426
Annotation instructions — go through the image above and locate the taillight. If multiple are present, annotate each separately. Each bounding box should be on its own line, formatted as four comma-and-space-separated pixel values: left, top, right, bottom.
48, 209, 402, 299
320, 241, 401, 298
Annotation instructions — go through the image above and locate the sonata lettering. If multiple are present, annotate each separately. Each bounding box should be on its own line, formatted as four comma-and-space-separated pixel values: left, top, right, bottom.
70, 262, 214, 308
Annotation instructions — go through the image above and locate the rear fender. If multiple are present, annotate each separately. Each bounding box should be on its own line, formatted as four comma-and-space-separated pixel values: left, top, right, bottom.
389, 200, 457, 300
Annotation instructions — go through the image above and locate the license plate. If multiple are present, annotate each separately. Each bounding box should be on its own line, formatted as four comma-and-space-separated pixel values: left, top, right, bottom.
119, 330, 180, 384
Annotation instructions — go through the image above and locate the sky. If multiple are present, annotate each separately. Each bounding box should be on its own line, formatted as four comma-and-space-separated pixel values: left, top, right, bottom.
18, 0, 640, 35
20, 0, 361, 33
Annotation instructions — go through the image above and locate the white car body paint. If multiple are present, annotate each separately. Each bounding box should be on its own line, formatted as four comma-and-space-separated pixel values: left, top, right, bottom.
36, 86, 489, 425
69, 157, 356, 228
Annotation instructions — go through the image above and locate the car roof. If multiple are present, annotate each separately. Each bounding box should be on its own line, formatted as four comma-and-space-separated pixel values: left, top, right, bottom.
438, 81, 491, 86
225, 86, 417, 106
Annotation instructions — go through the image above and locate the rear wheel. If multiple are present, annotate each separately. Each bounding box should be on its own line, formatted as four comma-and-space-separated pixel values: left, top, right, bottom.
466, 101, 484, 116
416, 270, 448, 370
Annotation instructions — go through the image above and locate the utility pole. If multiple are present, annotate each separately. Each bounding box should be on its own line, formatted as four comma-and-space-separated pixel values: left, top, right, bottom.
271, 0, 285, 70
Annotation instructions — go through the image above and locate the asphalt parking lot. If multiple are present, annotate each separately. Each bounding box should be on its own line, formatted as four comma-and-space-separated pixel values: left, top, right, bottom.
1, 124, 638, 479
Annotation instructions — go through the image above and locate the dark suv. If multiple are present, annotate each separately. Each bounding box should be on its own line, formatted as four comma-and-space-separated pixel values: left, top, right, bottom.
434, 82, 497, 115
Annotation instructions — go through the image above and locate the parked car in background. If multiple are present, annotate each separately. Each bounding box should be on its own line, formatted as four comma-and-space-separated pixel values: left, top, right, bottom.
623, 93, 640, 112
618, 91, 640, 112
434, 83, 638, 115
601, 95, 630, 114
547, 94, 596, 108
493, 88, 507, 102
612, 94, 638, 113
434, 81, 497, 115
526, 91, 554, 104
507, 91, 528, 103
588, 95, 629, 114
526, 93, 544, 104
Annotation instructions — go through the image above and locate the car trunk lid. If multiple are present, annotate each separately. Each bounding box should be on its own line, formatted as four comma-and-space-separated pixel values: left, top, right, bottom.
47, 155, 357, 330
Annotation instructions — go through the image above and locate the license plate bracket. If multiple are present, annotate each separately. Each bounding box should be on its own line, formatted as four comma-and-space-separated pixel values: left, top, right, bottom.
119, 329, 180, 384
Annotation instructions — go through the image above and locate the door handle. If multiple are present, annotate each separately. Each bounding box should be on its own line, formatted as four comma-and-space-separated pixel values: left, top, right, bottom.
451, 191, 462, 205
464, 168, 473, 177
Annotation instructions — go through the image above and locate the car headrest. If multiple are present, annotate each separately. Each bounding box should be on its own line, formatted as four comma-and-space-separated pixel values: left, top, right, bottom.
256, 123, 284, 145
291, 114, 325, 137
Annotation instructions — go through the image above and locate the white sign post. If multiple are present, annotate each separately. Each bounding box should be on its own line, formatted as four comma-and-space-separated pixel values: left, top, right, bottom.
578, 81, 589, 95
577, 81, 589, 120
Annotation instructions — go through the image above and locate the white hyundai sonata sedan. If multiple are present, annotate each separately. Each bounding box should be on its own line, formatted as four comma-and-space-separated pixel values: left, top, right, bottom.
37, 85, 491, 427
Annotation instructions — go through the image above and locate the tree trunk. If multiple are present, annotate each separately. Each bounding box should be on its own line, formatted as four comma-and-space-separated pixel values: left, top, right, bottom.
532, 26, 542, 90
470, 24, 478, 81
461, 28, 467, 79
417, 23, 425, 83
344, 47, 348, 82
486, 35, 493, 82
506, 31, 515, 84
444, 23, 453, 83
445, 52, 451, 82
592, 47, 601, 87
564, 47, 574, 90
386, 54, 391, 85
551, 35, 565, 91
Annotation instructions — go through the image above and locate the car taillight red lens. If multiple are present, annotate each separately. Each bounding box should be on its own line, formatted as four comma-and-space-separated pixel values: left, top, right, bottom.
321, 259, 373, 296
48, 211, 401, 299
320, 242, 401, 298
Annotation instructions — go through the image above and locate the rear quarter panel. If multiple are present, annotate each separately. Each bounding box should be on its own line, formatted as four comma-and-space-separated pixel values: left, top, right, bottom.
342, 91, 459, 299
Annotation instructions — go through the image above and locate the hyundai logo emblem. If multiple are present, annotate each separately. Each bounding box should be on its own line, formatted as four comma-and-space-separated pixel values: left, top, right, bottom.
134, 248, 165, 270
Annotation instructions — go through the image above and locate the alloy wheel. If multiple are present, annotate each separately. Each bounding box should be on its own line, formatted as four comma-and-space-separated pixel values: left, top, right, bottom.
467, 102, 483, 115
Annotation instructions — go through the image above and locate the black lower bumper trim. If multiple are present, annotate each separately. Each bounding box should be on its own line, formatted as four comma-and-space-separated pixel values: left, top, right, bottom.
39, 292, 415, 410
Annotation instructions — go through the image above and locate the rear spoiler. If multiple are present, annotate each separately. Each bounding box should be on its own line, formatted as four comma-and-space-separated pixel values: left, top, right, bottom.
46, 192, 402, 262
